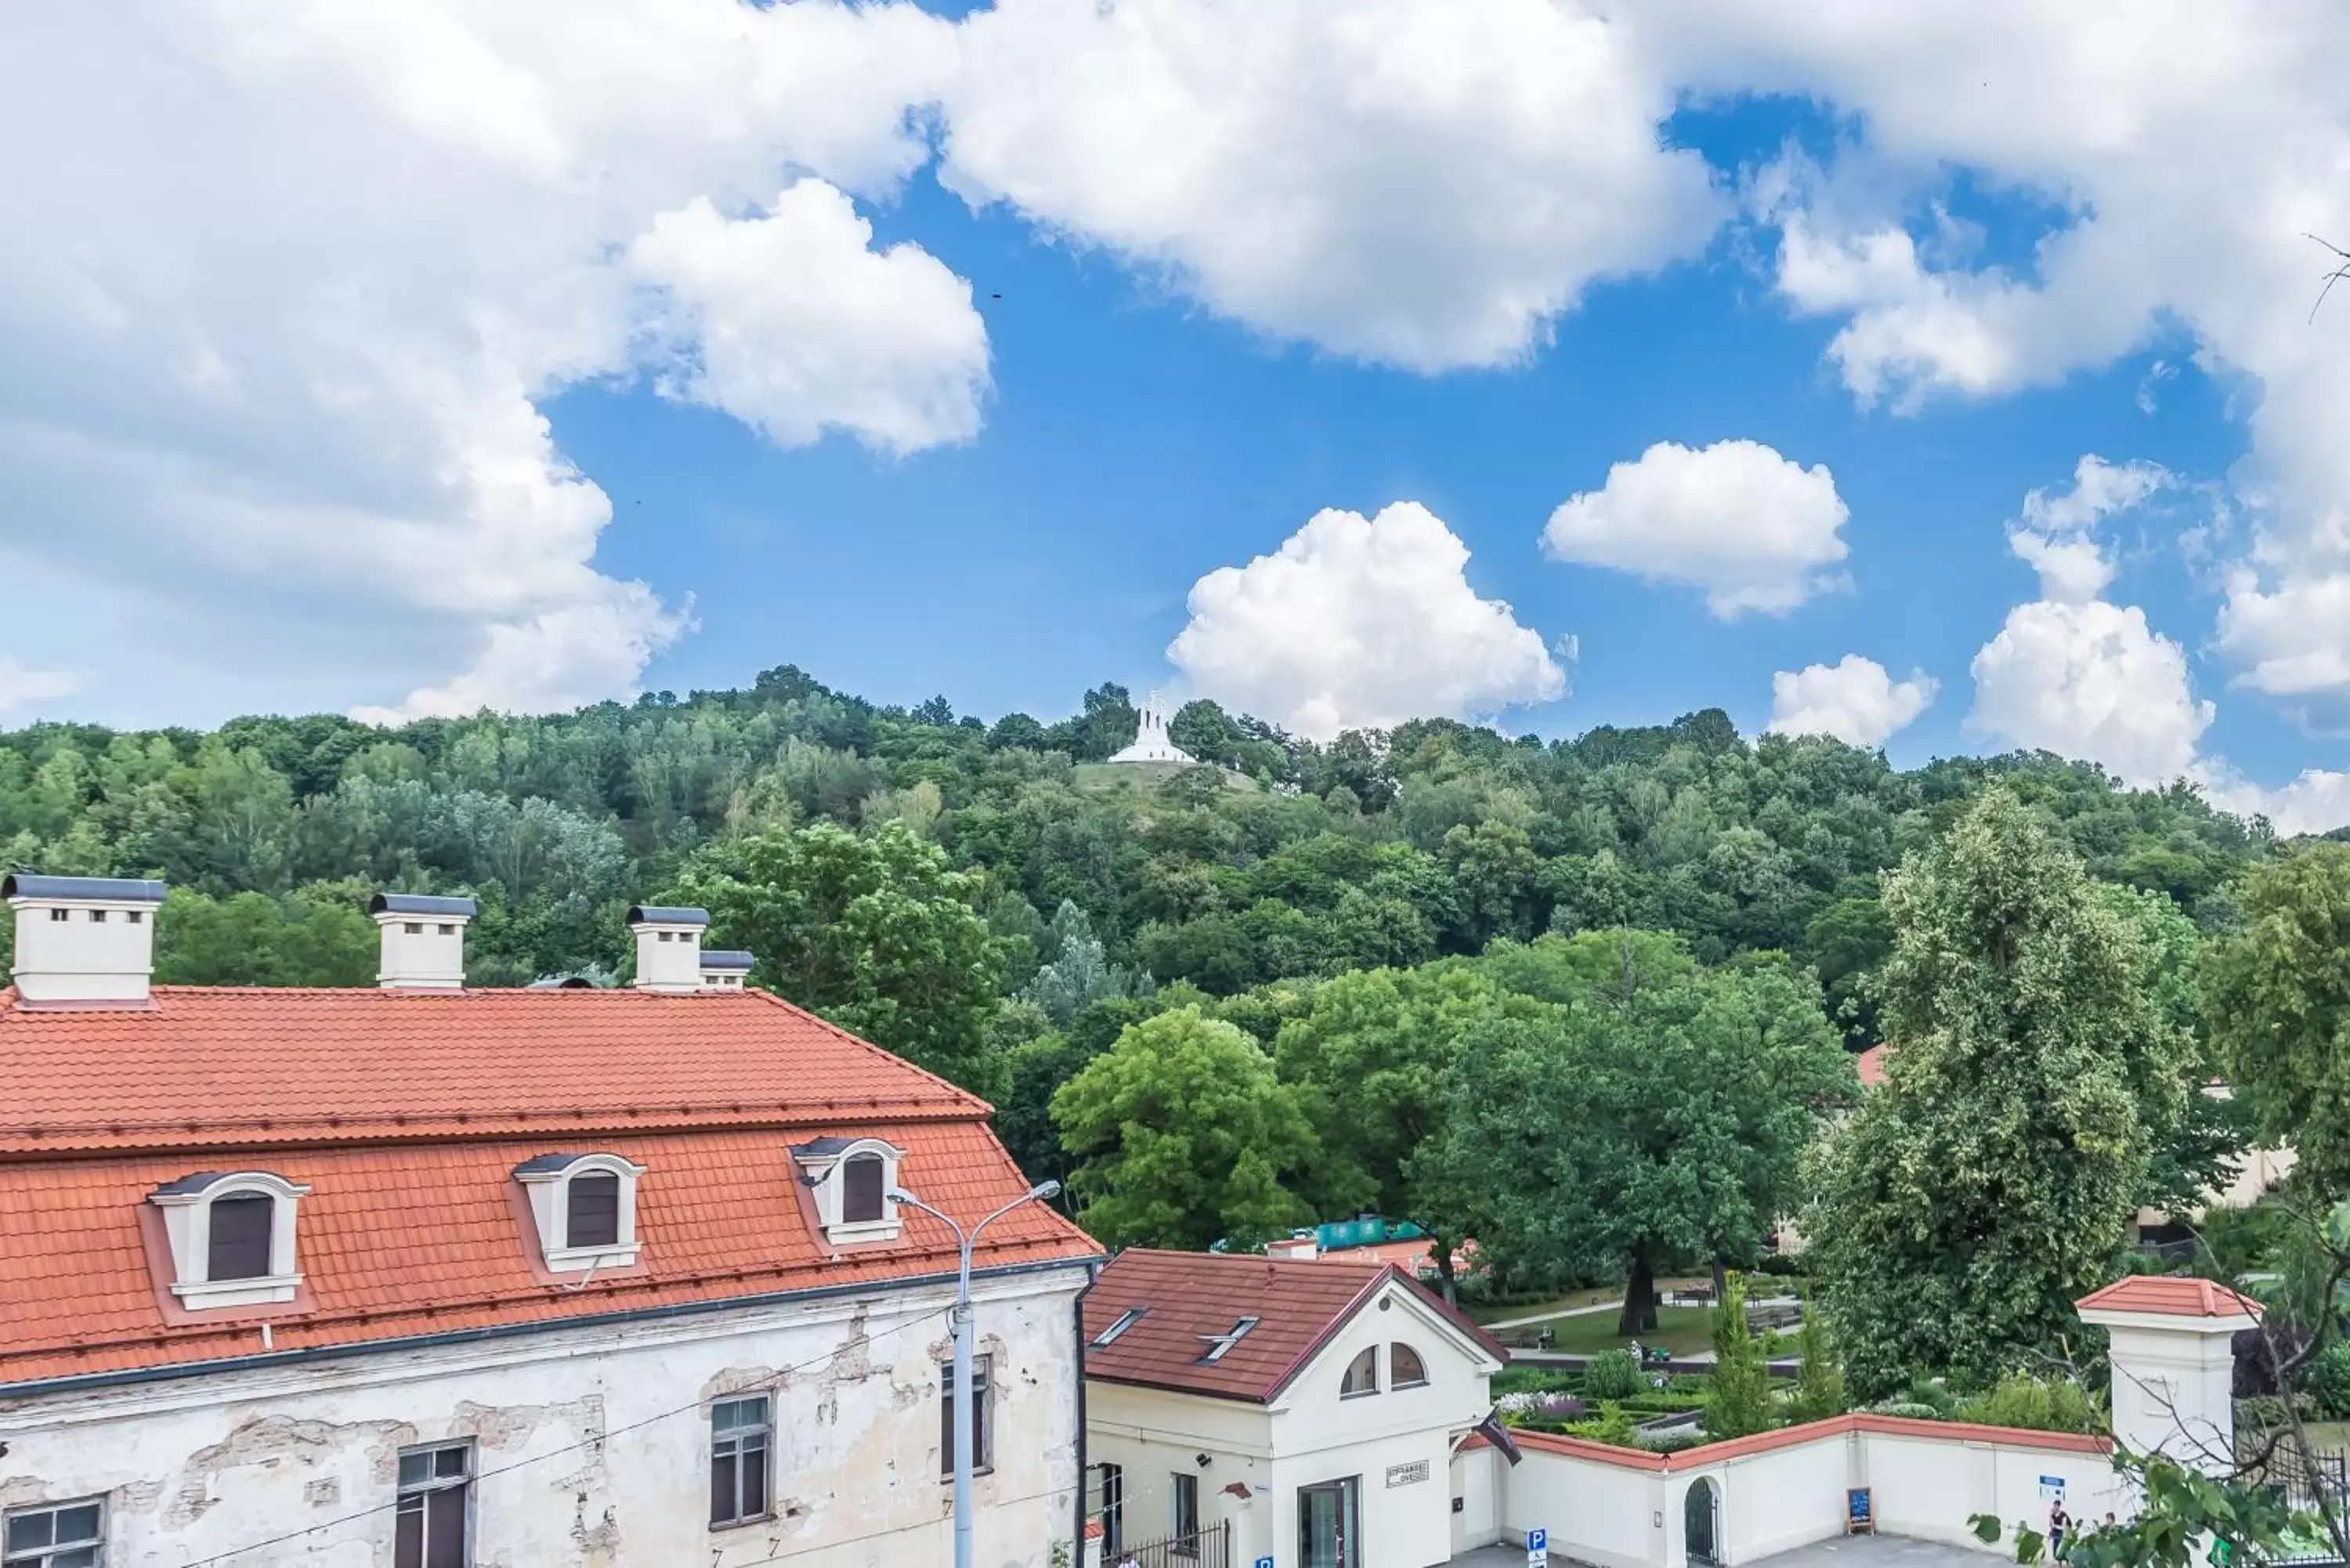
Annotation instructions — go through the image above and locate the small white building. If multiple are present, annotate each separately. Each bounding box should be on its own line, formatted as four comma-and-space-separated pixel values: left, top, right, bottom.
1081, 1249, 1507, 1568
0, 875, 1101, 1568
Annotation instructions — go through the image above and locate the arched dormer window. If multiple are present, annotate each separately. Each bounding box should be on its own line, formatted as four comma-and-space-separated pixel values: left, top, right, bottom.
513, 1153, 646, 1272
1390, 1342, 1429, 1389
791, 1136, 906, 1245
148, 1171, 311, 1310
1340, 1346, 1379, 1398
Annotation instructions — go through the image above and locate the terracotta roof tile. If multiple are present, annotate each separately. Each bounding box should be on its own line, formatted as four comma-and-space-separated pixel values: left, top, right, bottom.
1081, 1248, 1506, 1403
0, 985, 983, 1153
2075, 1274, 2264, 1320
0, 986, 1097, 1388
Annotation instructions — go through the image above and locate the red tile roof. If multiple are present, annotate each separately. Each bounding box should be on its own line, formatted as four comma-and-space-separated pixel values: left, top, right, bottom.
1081, 1248, 1506, 1404
0, 985, 985, 1154
2075, 1275, 2264, 1320
0, 986, 1097, 1388
1855, 1044, 1889, 1088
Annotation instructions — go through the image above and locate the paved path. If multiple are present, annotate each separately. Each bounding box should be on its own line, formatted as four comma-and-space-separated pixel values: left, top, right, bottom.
1482, 1295, 1804, 1335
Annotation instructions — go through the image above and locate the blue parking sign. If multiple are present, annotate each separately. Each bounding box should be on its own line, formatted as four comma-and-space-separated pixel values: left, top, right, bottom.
1256, 1557, 1274, 1568
1528, 1527, 1549, 1567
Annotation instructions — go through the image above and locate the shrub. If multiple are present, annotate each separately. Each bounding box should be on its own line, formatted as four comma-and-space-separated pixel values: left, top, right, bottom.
1755, 1253, 1806, 1278
2306, 1342, 2350, 1418
1952, 1373, 2099, 1434
1584, 1349, 1643, 1400
1639, 1429, 1710, 1454
1493, 1365, 1578, 1399
1872, 1401, 1947, 1422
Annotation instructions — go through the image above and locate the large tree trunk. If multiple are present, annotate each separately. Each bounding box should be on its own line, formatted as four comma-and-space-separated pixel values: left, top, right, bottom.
1617, 1245, 1659, 1337
1712, 1257, 1729, 1304
1430, 1233, 1459, 1307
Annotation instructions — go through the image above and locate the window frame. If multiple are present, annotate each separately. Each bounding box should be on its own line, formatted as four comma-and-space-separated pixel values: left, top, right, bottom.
148, 1170, 311, 1310
793, 1138, 906, 1245
513, 1153, 645, 1273
204, 1190, 277, 1282
1390, 1341, 1430, 1389
2, 1495, 106, 1568
395, 1441, 473, 1568
938, 1353, 994, 1479
708, 1393, 774, 1530
1339, 1345, 1380, 1398
839, 1153, 888, 1226
1171, 1471, 1201, 1552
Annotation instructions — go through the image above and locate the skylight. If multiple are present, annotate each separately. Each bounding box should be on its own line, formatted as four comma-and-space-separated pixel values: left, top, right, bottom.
1092, 1306, 1147, 1348
1196, 1315, 1260, 1364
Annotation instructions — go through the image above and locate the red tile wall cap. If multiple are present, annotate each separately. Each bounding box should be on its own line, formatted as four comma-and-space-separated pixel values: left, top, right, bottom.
2075, 1275, 2264, 1320
1503, 1412, 2111, 1473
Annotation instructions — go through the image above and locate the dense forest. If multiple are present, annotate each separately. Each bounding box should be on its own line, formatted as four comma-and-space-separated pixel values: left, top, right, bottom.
0, 663, 2294, 1302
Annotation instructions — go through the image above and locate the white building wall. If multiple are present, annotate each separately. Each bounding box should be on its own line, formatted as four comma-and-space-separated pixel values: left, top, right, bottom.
1691, 1435, 1852, 1565
1086, 1385, 1275, 1564
1499, 1447, 1666, 1568
1861, 1430, 2124, 1552
1449, 1443, 1500, 1556
0, 1265, 1089, 1568
1087, 1278, 1494, 1568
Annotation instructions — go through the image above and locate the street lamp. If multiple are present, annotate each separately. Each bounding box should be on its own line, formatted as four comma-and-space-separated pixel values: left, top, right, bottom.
891, 1178, 1062, 1568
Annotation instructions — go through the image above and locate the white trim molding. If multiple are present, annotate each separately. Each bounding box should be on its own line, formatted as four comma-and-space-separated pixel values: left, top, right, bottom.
148, 1170, 311, 1310
513, 1152, 648, 1272
791, 1137, 906, 1245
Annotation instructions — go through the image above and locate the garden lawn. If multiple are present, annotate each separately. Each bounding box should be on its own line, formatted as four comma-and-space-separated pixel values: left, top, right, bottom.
1534, 1306, 1716, 1358
1469, 1281, 1707, 1325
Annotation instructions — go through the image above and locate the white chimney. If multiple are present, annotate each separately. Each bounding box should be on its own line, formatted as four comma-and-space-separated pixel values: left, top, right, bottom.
627, 905, 709, 992
370, 894, 477, 989
4, 873, 166, 1006
700, 948, 754, 991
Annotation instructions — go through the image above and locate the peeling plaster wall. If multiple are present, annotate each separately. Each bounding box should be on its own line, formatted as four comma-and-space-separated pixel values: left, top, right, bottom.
0, 1265, 1089, 1568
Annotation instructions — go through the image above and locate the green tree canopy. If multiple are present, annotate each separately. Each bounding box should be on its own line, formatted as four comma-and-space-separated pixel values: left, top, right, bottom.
1413, 930, 1851, 1335
2204, 843, 2350, 1196
668, 821, 1006, 1081
1806, 789, 2192, 1396
1050, 1006, 1316, 1250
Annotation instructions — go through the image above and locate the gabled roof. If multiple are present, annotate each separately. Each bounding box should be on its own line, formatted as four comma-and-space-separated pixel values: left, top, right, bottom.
1082, 1248, 1507, 1404
0, 985, 985, 1154
2076, 1275, 2264, 1320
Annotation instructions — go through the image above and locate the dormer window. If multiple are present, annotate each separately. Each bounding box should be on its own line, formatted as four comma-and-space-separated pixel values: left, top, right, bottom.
513, 1153, 645, 1272
148, 1171, 311, 1310
792, 1137, 906, 1245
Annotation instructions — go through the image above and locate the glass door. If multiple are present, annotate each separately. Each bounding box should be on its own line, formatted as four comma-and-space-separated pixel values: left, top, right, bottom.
1298, 1477, 1360, 1568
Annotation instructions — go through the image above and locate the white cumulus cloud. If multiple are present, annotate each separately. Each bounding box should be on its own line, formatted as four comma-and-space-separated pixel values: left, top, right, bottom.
0, 0, 972, 724
940, 0, 1722, 371
1969, 599, 2213, 788
1166, 501, 1565, 740
0, 658, 81, 719
1542, 439, 1851, 616
1767, 656, 1937, 748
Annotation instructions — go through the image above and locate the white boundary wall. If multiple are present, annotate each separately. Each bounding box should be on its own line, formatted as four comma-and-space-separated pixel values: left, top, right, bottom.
1484, 1414, 2124, 1568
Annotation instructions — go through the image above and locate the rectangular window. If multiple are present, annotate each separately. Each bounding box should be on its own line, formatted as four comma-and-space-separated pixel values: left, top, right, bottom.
395, 1443, 472, 1568
1093, 1463, 1123, 1554
709, 1395, 772, 1527
841, 1155, 886, 1224
566, 1174, 620, 1249
86, 909, 106, 923
46, 909, 67, 923
207, 1192, 275, 1281
3, 1498, 105, 1568
938, 1355, 992, 1476
1172, 1472, 1200, 1548
125, 909, 142, 925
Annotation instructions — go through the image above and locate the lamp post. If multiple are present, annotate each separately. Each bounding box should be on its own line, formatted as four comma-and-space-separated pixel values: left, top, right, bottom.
891, 1179, 1061, 1568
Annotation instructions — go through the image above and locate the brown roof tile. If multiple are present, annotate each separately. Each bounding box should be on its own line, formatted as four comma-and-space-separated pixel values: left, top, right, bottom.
1081, 1248, 1506, 1403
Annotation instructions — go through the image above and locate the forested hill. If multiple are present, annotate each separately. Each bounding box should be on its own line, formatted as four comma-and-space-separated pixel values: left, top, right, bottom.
0, 663, 2269, 1053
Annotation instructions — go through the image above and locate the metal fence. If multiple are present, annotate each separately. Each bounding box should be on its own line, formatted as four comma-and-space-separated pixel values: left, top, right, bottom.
1107, 1521, 1231, 1568
2261, 1447, 2347, 1566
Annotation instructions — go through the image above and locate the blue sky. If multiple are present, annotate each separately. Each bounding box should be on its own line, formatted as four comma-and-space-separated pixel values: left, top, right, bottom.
6, 1, 2348, 824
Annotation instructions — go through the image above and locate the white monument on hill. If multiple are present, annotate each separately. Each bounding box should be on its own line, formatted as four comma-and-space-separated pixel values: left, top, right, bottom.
1108, 692, 1196, 764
